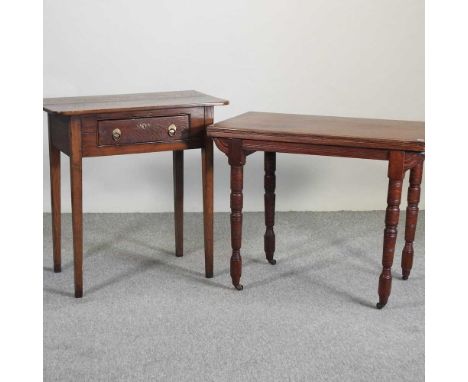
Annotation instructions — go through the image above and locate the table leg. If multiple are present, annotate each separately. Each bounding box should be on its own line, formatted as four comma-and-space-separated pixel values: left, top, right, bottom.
202, 139, 214, 278
70, 118, 83, 298
229, 140, 245, 290
377, 151, 405, 309
264, 152, 276, 265
173, 151, 184, 257
48, 126, 61, 273
401, 160, 424, 280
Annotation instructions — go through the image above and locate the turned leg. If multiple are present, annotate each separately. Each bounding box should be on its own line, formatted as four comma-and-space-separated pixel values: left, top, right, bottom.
264, 152, 276, 265
70, 118, 83, 298
201, 138, 214, 278
229, 140, 245, 290
401, 160, 424, 280
377, 151, 405, 309
173, 151, 184, 257
48, 123, 61, 273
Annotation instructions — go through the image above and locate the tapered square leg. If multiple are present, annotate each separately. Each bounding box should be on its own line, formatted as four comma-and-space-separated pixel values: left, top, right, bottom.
173, 151, 184, 258
264, 152, 276, 265
377, 151, 405, 309
48, 123, 61, 273
70, 118, 83, 298
228, 140, 245, 290
401, 160, 424, 280
201, 138, 214, 278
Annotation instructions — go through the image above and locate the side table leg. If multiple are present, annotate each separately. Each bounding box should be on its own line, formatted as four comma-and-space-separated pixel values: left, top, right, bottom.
264, 152, 277, 265
70, 118, 83, 298
229, 140, 245, 290
377, 151, 405, 309
401, 160, 424, 280
48, 124, 61, 273
173, 151, 184, 257
202, 139, 214, 278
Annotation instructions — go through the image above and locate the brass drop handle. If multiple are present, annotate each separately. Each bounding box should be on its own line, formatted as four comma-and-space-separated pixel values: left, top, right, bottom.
167, 124, 177, 137
112, 128, 122, 141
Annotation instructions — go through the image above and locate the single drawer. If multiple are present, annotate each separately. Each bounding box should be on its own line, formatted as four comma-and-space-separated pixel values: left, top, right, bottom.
97, 115, 190, 146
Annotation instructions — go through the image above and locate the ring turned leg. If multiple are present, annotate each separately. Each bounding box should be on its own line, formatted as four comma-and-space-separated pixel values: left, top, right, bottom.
201, 138, 214, 278
264, 152, 276, 265
229, 140, 245, 290
401, 160, 424, 280
173, 151, 184, 257
48, 122, 61, 273
377, 151, 405, 309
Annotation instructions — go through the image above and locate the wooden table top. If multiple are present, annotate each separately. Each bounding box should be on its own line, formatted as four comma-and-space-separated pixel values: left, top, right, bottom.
43, 90, 229, 116
208, 112, 425, 152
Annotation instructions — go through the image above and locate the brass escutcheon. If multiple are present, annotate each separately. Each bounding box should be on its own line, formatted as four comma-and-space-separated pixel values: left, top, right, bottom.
112, 128, 121, 141
167, 124, 177, 137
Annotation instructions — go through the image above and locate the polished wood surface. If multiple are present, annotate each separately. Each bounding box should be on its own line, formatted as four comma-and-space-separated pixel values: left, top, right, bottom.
201, 136, 214, 278
264, 152, 276, 265
377, 151, 405, 309
173, 151, 184, 258
98, 114, 190, 146
45, 90, 226, 297
201, 106, 215, 278
209, 112, 425, 309
69, 117, 83, 298
80, 107, 205, 157
209, 112, 424, 152
48, 120, 61, 273
228, 139, 245, 291
44, 90, 228, 115
401, 160, 424, 280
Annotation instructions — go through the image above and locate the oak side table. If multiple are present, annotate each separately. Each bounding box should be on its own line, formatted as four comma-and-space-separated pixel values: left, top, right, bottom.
208, 112, 424, 309
44, 90, 228, 297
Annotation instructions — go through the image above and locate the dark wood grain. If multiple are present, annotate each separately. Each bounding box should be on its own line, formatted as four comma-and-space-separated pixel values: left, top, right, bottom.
241, 139, 389, 160
211, 111, 424, 308
69, 117, 83, 298
44, 90, 228, 115
209, 112, 424, 152
173, 151, 184, 257
202, 107, 215, 278
202, 136, 214, 278
48, 120, 61, 273
264, 152, 276, 265
401, 158, 424, 280
377, 151, 405, 309
81, 107, 205, 157
49, 114, 71, 156
44, 92, 227, 298
98, 115, 190, 146
82, 137, 203, 157
228, 139, 246, 290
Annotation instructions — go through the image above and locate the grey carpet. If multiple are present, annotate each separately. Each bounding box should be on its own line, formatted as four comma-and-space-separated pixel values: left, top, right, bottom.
43, 212, 424, 382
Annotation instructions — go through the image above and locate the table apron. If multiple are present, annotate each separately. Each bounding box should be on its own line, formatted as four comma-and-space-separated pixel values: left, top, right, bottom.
82, 138, 203, 157
240, 139, 389, 161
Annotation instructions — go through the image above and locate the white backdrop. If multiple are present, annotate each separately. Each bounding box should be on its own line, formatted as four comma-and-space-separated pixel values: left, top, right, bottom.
43, 0, 424, 212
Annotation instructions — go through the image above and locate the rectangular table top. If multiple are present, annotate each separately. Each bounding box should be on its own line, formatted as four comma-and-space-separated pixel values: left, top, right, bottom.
43, 90, 228, 116
208, 112, 425, 152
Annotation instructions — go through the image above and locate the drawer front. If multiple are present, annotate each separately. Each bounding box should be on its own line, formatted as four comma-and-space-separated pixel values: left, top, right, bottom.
98, 115, 190, 146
